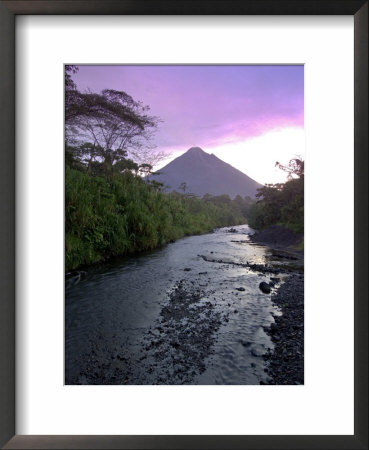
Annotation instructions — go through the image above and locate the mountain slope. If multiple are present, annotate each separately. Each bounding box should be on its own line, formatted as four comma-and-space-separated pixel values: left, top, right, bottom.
150, 147, 262, 198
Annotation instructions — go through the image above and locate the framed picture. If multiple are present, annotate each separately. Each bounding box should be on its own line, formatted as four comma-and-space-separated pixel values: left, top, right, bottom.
0, 1, 367, 449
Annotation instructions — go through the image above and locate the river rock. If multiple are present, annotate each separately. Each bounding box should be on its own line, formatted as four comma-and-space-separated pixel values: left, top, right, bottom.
259, 281, 271, 294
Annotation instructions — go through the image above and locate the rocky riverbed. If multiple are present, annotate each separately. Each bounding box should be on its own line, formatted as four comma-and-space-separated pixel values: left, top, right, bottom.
250, 225, 304, 384
262, 273, 304, 384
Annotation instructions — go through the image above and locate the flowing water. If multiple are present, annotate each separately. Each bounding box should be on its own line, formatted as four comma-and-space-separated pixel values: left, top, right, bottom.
65, 224, 283, 385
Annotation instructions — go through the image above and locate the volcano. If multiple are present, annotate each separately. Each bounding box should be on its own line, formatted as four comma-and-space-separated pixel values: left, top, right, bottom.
150, 147, 262, 198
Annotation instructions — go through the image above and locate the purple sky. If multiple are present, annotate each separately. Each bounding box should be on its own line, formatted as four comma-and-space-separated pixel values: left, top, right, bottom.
71, 65, 304, 183
73, 65, 305, 183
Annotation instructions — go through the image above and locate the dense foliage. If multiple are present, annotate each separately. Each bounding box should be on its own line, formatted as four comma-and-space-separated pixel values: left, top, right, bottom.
248, 159, 304, 233
66, 168, 250, 271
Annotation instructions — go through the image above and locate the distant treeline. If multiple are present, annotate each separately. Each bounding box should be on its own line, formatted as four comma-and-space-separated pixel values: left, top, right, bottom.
248, 159, 304, 233
66, 167, 254, 271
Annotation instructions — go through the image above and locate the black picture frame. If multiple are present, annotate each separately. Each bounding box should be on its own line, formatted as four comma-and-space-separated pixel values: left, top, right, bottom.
0, 1, 367, 449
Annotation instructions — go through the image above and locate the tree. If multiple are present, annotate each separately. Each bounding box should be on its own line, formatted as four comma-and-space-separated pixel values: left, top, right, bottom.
275, 157, 304, 180
129, 147, 168, 169
138, 163, 154, 177
248, 158, 304, 231
65, 141, 102, 172
65, 66, 162, 178
65, 65, 78, 91
66, 89, 161, 178
112, 158, 139, 175
65, 65, 91, 128
148, 180, 165, 192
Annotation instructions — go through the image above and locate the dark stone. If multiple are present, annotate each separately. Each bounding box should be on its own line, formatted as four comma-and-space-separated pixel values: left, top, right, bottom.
184, 267, 192, 271
262, 274, 304, 385
259, 281, 272, 294
235, 287, 245, 291
69, 271, 80, 277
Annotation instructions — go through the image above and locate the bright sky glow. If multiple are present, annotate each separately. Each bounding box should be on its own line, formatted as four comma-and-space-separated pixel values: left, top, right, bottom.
156, 127, 305, 185
72, 65, 304, 185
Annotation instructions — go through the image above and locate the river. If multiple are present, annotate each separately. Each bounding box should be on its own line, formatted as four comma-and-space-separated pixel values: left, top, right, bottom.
65, 224, 284, 385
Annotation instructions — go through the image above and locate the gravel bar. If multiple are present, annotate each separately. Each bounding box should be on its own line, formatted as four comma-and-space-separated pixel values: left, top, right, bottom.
263, 273, 304, 385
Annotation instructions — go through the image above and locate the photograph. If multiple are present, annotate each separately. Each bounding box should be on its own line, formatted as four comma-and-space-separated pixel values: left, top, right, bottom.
65, 64, 304, 385
1, 0, 366, 446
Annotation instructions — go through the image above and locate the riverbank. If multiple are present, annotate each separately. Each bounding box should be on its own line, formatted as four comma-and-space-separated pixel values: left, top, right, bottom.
250, 225, 304, 384
249, 224, 303, 254
262, 273, 304, 384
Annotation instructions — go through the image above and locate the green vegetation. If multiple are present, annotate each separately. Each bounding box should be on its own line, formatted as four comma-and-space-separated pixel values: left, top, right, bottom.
248, 159, 304, 233
66, 168, 250, 271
